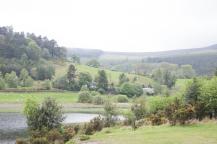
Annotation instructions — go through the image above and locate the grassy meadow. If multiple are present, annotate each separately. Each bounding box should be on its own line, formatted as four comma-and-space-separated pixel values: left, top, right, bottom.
88, 122, 217, 144
54, 62, 153, 85
0, 92, 79, 104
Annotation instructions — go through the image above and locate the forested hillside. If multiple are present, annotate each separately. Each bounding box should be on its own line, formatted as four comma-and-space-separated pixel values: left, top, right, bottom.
0, 26, 66, 78
68, 45, 217, 75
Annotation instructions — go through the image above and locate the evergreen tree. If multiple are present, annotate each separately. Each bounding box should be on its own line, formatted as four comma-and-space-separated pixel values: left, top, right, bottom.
119, 73, 129, 85
96, 70, 108, 91
185, 78, 201, 104
163, 70, 176, 88
67, 64, 76, 82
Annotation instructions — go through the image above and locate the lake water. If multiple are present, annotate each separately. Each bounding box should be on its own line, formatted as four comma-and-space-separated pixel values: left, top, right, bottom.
0, 113, 100, 144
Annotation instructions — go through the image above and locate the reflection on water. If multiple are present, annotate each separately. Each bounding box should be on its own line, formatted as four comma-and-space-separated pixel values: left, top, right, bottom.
0, 113, 99, 144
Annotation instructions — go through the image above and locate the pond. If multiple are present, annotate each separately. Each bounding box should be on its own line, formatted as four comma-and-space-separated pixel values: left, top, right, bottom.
0, 113, 100, 144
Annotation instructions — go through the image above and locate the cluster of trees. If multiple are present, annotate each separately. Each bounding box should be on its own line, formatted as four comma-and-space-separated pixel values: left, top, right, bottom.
54, 64, 144, 98
53, 64, 92, 91
147, 53, 217, 75
185, 77, 217, 119
0, 26, 64, 85
0, 65, 55, 89
0, 26, 66, 60
111, 61, 196, 79
152, 68, 176, 88
0, 69, 33, 89
125, 75, 217, 128
86, 59, 100, 68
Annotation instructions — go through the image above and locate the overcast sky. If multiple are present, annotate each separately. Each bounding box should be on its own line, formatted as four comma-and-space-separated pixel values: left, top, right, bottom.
1, 0, 217, 52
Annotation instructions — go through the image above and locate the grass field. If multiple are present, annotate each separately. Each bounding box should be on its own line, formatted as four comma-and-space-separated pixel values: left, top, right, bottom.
88, 122, 217, 144
0, 92, 79, 103
54, 62, 153, 85
0, 92, 130, 113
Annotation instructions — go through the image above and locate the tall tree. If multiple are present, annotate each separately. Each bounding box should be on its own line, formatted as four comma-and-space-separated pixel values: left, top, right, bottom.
185, 78, 201, 104
119, 73, 129, 85
96, 70, 108, 91
67, 64, 76, 82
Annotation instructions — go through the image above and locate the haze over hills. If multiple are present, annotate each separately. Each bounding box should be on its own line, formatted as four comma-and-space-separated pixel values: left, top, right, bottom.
67, 44, 217, 75
68, 44, 217, 58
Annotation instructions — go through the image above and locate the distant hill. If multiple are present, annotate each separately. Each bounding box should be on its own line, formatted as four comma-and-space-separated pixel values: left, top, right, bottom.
67, 44, 217, 59
67, 44, 217, 75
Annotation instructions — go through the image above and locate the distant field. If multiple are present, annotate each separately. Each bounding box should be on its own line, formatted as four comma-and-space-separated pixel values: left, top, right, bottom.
54, 62, 153, 85
0, 92, 78, 104
89, 123, 217, 144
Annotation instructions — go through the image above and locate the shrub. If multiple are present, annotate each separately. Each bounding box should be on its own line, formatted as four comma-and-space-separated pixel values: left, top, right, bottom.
90, 116, 104, 132
120, 82, 143, 98
164, 98, 182, 126
62, 127, 75, 142
97, 88, 106, 94
31, 137, 48, 144
46, 129, 63, 143
19, 68, 33, 87
4, 71, 19, 88
104, 100, 118, 127
80, 85, 89, 91
79, 135, 90, 141
83, 116, 104, 135
164, 98, 195, 125
16, 138, 28, 144
117, 95, 128, 103
148, 96, 175, 114
0, 77, 5, 90
123, 111, 136, 129
83, 123, 94, 135
35, 65, 55, 80
149, 112, 167, 126
78, 91, 92, 103
131, 97, 146, 120
90, 91, 100, 96
24, 97, 64, 130
78, 72, 92, 88
53, 76, 68, 90
42, 79, 52, 90
92, 95, 104, 105
175, 104, 195, 125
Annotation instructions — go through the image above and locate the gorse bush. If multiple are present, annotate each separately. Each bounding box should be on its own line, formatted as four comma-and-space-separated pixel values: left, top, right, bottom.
164, 98, 195, 125
78, 91, 92, 103
31, 137, 48, 144
83, 116, 104, 135
149, 112, 167, 126
46, 129, 63, 143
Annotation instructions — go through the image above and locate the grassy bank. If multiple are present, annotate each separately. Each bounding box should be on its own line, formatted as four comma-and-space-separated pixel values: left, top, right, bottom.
88, 122, 217, 144
0, 92, 130, 113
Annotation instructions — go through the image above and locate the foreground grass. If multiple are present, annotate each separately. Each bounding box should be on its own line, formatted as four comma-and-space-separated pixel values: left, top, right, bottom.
0, 92, 79, 103
89, 123, 217, 144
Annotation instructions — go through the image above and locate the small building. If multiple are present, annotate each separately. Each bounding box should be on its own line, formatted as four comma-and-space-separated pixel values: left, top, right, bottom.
143, 87, 155, 95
